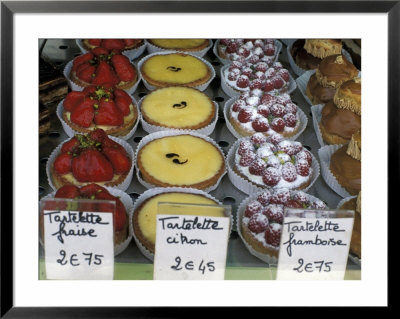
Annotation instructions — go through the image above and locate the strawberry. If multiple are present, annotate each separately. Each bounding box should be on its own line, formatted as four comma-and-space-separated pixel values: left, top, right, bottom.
264, 223, 282, 246
83, 85, 97, 95
248, 214, 269, 234
72, 53, 94, 72
91, 47, 110, 57
94, 99, 124, 126
55, 184, 80, 199
113, 198, 127, 230
92, 61, 119, 86
88, 39, 102, 46
70, 98, 96, 128
61, 137, 79, 154
79, 183, 108, 198
88, 128, 108, 144
111, 54, 136, 82
244, 200, 262, 218
53, 153, 72, 174
113, 89, 132, 116
123, 39, 140, 47
72, 149, 114, 182
102, 146, 131, 174
102, 39, 125, 51
64, 91, 86, 112
76, 64, 96, 83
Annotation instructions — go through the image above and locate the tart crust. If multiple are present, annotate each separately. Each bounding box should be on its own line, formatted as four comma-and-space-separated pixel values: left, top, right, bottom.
240, 221, 279, 257
148, 39, 209, 52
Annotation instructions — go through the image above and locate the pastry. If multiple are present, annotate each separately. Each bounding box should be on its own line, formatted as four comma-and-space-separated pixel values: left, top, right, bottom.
234, 133, 315, 190
140, 52, 212, 88
39, 57, 68, 105
319, 78, 361, 144
228, 91, 301, 138
306, 54, 358, 104
290, 39, 323, 71
223, 60, 291, 95
137, 134, 225, 190
40, 184, 129, 246
39, 102, 51, 136
69, 48, 138, 90
148, 39, 209, 52
240, 188, 327, 257
51, 129, 132, 189
62, 84, 138, 137
217, 39, 278, 63
133, 191, 226, 254
141, 86, 215, 130
81, 39, 143, 52
303, 39, 342, 59
329, 130, 361, 195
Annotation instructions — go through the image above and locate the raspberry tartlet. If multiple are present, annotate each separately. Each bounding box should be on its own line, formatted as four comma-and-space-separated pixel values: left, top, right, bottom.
239, 188, 327, 260
227, 91, 303, 138
68, 48, 138, 91
233, 133, 316, 191
49, 129, 133, 190
60, 85, 138, 138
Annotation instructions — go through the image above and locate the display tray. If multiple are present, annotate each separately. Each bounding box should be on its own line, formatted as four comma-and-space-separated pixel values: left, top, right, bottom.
39, 39, 361, 277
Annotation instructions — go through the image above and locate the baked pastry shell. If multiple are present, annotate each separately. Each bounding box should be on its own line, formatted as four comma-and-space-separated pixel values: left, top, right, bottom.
129, 187, 232, 262
39, 186, 134, 256
46, 135, 135, 192
226, 138, 320, 195
56, 97, 140, 141
145, 39, 213, 58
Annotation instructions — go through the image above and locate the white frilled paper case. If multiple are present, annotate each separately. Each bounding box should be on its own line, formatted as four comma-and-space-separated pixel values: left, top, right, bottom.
138, 96, 219, 136
226, 138, 320, 196
129, 187, 233, 262
318, 144, 352, 198
39, 187, 134, 256
46, 135, 135, 192
75, 39, 147, 61
220, 64, 297, 98
56, 97, 140, 141
212, 39, 282, 65
137, 50, 216, 92
223, 96, 308, 141
63, 59, 142, 96
134, 130, 227, 193
145, 39, 213, 58
310, 103, 326, 147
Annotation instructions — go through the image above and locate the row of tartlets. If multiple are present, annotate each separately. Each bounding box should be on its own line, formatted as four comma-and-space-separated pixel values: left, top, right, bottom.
41, 38, 361, 264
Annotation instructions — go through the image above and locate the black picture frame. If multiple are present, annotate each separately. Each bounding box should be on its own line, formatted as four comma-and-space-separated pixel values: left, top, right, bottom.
1, 1, 394, 317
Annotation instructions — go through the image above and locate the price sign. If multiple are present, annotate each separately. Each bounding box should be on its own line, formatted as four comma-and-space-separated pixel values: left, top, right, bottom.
41, 198, 115, 280
153, 202, 231, 280
276, 209, 354, 280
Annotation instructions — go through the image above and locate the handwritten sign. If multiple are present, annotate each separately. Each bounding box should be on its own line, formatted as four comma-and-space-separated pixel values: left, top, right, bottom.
153, 203, 230, 280
276, 209, 354, 280
42, 199, 115, 280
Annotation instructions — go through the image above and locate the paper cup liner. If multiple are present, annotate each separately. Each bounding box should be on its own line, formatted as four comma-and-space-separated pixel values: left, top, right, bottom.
144, 39, 213, 58
39, 187, 134, 256
227, 138, 320, 195
318, 144, 352, 198
236, 189, 328, 264
63, 59, 142, 96
213, 39, 282, 65
336, 195, 361, 266
129, 187, 232, 262
75, 39, 147, 61
137, 50, 216, 92
56, 98, 140, 141
46, 135, 135, 192
279, 39, 296, 47
137, 95, 218, 136
310, 103, 326, 147
223, 96, 307, 141
220, 64, 297, 98
134, 130, 227, 193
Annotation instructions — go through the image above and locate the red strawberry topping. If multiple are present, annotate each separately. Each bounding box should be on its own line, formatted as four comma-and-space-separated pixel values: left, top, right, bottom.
72, 149, 114, 182
101, 39, 125, 52
102, 146, 131, 174
53, 153, 72, 175
63, 91, 86, 112
94, 99, 124, 126
55, 184, 80, 199
111, 54, 136, 82
72, 53, 94, 72
70, 98, 96, 128
92, 61, 119, 86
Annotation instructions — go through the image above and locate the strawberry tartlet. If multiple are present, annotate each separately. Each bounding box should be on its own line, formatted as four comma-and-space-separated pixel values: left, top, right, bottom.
81, 39, 144, 52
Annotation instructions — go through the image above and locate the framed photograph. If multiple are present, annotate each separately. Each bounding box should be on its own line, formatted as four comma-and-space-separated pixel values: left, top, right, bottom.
1, 0, 394, 316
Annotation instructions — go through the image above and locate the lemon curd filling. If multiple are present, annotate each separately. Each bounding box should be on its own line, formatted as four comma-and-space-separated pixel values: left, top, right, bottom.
139, 135, 223, 185
58, 172, 122, 186
150, 39, 207, 50
142, 54, 209, 84
138, 193, 223, 244
141, 87, 214, 128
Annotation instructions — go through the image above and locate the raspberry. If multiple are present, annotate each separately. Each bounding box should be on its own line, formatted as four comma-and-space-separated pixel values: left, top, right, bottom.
285, 102, 298, 115
249, 158, 267, 176
282, 162, 298, 182
239, 151, 256, 167
252, 117, 269, 132
271, 118, 285, 133
278, 140, 296, 155
270, 188, 291, 204
250, 79, 264, 90
283, 113, 297, 128
244, 200, 262, 218
277, 69, 290, 82
248, 214, 269, 234
311, 199, 327, 209
254, 71, 266, 81
238, 140, 253, 155
250, 133, 267, 145
238, 109, 253, 123
262, 167, 281, 186
241, 67, 253, 78
263, 80, 274, 92
268, 133, 283, 145
296, 150, 312, 166
232, 99, 246, 112
291, 141, 303, 154
273, 62, 283, 70
261, 94, 277, 105
254, 46, 264, 58
272, 76, 285, 89
236, 75, 250, 88
245, 95, 260, 106
226, 42, 238, 53
292, 191, 309, 205
265, 68, 276, 79
286, 199, 303, 209
255, 61, 269, 73
270, 104, 286, 117
296, 159, 310, 176
276, 94, 292, 106
229, 61, 243, 71
265, 39, 274, 45
265, 223, 282, 247
238, 47, 250, 58
254, 39, 264, 48
257, 190, 272, 205
257, 104, 270, 118
262, 204, 284, 224
220, 39, 231, 46
264, 45, 275, 56
228, 71, 239, 82
265, 155, 280, 169
248, 55, 260, 64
